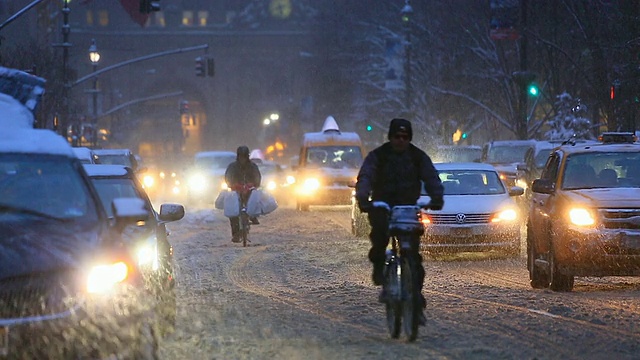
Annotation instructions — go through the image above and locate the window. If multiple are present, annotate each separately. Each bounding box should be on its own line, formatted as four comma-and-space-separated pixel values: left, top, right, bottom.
98, 10, 109, 26
182, 11, 194, 26
197, 11, 208, 26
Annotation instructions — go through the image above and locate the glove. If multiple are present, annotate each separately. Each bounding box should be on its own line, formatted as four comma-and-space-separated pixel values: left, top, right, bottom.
357, 198, 372, 213
429, 197, 444, 211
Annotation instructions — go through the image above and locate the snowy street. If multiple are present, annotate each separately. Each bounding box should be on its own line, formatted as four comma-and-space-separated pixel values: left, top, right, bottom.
160, 206, 640, 360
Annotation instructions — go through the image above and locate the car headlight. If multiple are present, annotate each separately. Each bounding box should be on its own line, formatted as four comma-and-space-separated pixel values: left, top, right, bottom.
188, 173, 207, 191
221, 182, 229, 190
515, 178, 528, 189
491, 208, 518, 222
286, 175, 295, 185
87, 262, 129, 294
300, 178, 320, 194
142, 174, 155, 188
266, 180, 277, 191
569, 207, 595, 226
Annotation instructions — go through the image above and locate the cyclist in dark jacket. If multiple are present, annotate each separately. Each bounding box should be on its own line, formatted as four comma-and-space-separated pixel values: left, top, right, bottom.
355, 118, 444, 321
225, 146, 262, 243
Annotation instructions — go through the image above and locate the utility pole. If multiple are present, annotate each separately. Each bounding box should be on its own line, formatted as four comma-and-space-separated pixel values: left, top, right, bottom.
516, 0, 528, 140
52, 0, 73, 143
401, 0, 413, 115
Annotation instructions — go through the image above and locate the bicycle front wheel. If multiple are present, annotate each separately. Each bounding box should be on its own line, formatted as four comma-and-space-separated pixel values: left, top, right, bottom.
401, 257, 419, 342
240, 213, 249, 247
384, 260, 401, 338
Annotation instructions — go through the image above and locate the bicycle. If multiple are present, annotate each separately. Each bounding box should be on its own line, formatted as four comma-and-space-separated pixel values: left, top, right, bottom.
233, 185, 255, 247
373, 200, 431, 342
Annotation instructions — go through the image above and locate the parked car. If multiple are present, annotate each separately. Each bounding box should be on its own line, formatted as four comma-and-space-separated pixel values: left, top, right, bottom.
72, 146, 100, 164
0, 128, 158, 358
84, 164, 185, 332
528, 132, 640, 291
93, 148, 141, 172
421, 162, 524, 256
186, 150, 236, 205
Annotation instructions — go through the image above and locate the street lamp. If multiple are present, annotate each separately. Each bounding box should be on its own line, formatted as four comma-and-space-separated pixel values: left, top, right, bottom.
88, 38, 100, 146
401, 0, 413, 113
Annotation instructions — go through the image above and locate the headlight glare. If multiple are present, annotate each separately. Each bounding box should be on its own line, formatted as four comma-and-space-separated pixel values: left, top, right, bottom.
491, 208, 518, 222
301, 178, 320, 193
266, 181, 277, 191
188, 174, 207, 191
87, 262, 129, 294
142, 175, 155, 188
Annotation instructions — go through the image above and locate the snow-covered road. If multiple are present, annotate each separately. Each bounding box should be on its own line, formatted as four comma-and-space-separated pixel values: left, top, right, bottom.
159, 206, 640, 360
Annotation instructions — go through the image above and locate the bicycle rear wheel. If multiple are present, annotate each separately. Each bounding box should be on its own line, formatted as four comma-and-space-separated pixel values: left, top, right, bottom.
240, 213, 249, 247
384, 260, 401, 338
401, 258, 419, 342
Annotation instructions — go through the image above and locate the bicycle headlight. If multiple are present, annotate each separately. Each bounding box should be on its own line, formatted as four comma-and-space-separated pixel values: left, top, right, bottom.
87, 262, 129, 294
569, 207, 595, 226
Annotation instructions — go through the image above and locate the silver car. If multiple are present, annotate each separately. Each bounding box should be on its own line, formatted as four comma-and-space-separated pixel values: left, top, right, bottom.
421, 162, 524, 256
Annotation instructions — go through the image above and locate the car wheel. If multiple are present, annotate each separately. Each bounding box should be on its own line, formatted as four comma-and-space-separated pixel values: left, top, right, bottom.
549, 246, 574, 292
157, 290, 176, 337
527, 225, 549, 289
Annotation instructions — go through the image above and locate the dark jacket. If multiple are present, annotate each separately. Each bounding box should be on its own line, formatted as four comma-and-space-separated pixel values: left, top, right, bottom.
225, 160, 262, 188
356, 142, 443, 206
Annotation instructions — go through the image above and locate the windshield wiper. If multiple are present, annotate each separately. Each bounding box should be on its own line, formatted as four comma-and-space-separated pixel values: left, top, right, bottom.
0, 203, 66, 221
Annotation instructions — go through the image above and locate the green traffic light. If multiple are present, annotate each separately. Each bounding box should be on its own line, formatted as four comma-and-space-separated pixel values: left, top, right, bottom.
366, 125, 373, 131
528, 84, 539, 96
461, 133, 468, 139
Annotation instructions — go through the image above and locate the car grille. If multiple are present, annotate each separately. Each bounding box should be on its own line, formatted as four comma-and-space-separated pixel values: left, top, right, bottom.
0, 271, 80, 318
428, 213, 491, 224
599, 209, 640, 230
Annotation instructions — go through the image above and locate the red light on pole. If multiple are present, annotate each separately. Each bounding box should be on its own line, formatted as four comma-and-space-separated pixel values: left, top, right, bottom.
610, 85, 615, 100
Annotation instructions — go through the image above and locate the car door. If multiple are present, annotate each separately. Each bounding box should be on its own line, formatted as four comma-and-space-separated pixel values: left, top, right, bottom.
530, 152, 561, 254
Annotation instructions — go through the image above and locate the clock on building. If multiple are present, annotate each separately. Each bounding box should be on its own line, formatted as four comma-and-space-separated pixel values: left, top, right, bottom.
269, 0, 292, 19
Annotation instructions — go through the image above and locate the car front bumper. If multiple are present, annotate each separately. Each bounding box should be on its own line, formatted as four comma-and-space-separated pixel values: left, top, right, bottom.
295, 186, 352, 205
554, 227, 640, 276
0, 287, 154, 359
422, 223, 520, 252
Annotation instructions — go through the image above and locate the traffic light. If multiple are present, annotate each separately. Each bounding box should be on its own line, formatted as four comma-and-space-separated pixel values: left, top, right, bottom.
461, 132, 468, 139
139, 0, 160, 13
366, 124, 373, 132
527, 83, 539, 96
195, 56, 205, 77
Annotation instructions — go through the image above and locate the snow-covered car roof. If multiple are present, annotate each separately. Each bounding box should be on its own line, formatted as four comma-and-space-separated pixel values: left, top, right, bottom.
486, 139, 537, 147
434, 162, 498, 172
83, 164, 130, 177
0, 128, 74, 157
72, 147, 97, 162
195, 151, 236, 158
557, 141, 640, 155
93, 148, 133, 156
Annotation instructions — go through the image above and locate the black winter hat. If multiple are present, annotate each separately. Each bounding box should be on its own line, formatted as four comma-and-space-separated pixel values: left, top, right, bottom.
388, 118, 413, 141
237, 145, 250, 158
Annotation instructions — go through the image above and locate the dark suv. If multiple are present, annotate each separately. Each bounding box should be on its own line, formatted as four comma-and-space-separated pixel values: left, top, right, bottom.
0, 128, 158, 358
527, 132, 640, 291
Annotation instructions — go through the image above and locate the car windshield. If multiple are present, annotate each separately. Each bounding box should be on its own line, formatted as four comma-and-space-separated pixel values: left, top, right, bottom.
91, 178, 147, 217
438, 169, 506, 195
562, 152, 640, 189
98, 154, 133, 168
486, 145, 531, 164
0, 154, 98, 220
534, 149, 553, 168
306, 146, 362, 169
196, 154, 236, 170
258, 163, 282, 176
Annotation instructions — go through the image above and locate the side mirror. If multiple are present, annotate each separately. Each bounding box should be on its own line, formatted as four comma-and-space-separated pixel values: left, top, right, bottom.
531, 179, 554, 194
508, 186, 525, 196
159, 203, 186, 222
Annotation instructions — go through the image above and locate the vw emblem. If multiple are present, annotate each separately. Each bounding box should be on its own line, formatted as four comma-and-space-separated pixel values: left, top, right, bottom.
455, 213, 466, 224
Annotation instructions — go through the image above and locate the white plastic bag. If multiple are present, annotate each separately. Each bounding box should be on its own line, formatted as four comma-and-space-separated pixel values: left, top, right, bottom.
223, 191, 240, 218
214, 191, 227, 210
246, 189, 262, 217
260, 191, 278, 215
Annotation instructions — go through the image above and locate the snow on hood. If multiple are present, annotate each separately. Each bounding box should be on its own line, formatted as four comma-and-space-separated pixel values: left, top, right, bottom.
566, 188, 640, 208
0, 93, 34, 128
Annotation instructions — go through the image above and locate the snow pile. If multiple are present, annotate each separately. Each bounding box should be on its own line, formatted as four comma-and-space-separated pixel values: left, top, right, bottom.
0, 66, 46, 129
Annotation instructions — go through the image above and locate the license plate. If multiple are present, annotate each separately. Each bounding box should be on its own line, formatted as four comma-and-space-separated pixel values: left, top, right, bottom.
0, 326, 8, 356
450, 228, 472, 237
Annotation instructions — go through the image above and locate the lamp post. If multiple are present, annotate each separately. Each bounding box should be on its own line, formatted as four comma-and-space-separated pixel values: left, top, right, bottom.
88, 39, 100, 147
401, 0, 413, 113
